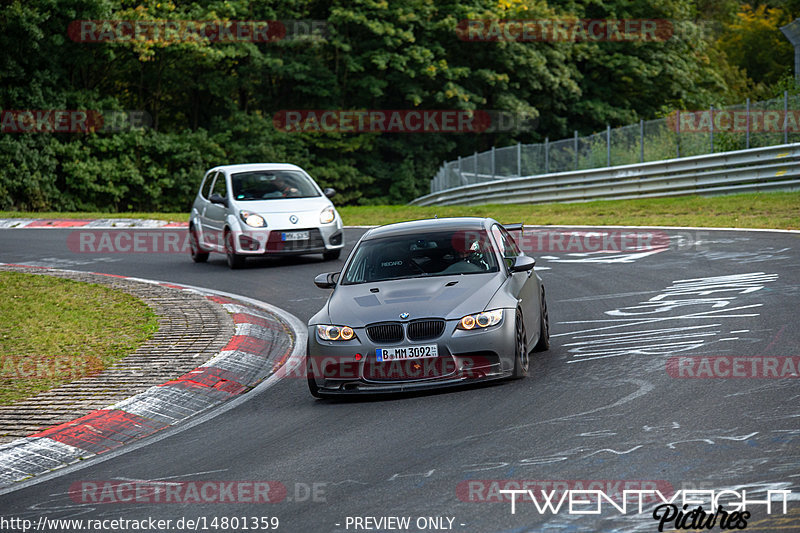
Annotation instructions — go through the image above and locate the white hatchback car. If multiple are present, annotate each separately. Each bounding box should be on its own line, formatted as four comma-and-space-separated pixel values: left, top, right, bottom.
189, 164, 345, 268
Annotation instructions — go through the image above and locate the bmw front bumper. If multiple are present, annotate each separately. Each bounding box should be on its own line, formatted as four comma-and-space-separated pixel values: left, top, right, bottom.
306, 315, 517, 395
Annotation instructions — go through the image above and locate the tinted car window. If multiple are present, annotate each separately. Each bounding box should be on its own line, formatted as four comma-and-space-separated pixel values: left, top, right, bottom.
231, 170, 321, 200
342, 230, 499, 285
210, 173, 227, 198
200, 171, 216, 199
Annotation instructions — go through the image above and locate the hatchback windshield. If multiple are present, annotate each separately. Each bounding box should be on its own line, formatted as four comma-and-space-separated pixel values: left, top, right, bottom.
342, 230, 499, 284
231, 170, 321, 200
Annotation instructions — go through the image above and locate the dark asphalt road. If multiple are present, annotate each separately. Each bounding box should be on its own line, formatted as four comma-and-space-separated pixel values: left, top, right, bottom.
0, 226, 798, 533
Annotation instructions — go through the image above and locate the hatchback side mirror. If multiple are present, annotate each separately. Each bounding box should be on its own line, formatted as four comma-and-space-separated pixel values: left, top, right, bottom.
509, 255, 535, 272
314, 272, 340, 289
209, 193, 228, 207
323, 188, 337, 199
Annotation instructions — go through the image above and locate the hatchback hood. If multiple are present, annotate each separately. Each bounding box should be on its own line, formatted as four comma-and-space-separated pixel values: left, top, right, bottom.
326, 273, 505, 326
234, 196, 330, 214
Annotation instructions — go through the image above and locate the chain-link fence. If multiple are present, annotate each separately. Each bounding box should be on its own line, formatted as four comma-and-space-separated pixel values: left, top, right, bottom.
431, 91, 800, 193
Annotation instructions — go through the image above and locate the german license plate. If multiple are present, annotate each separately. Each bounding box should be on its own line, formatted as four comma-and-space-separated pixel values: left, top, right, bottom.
282, 231, 309, 241
376, 344, 438, 362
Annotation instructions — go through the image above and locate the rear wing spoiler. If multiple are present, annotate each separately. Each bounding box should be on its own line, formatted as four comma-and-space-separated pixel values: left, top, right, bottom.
502, 222, 524, 233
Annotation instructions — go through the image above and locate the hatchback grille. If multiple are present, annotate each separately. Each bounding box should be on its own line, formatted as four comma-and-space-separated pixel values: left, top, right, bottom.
407, 319, 445, 341
265, 228, 324, 251
366, 323, 404, 343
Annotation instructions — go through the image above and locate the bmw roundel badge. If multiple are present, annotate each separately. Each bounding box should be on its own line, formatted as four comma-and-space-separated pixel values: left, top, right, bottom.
400, 312, 410, 319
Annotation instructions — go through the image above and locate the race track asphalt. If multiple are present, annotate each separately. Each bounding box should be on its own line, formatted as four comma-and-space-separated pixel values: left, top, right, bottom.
0, 225, 798, 533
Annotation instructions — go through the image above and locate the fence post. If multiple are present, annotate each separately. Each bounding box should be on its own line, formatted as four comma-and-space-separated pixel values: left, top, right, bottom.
491, 146, 496, 178
545, 137, 550, 173
784, 90, 789, 144
473, 151, 478, 182
640, 119, 644, 163
606, 124, 611, 167
746, 98, 751, 149
516, 142, 521, 176
574, 130, 578, 170
710, 105, 714, 153
676, 110, 681, 158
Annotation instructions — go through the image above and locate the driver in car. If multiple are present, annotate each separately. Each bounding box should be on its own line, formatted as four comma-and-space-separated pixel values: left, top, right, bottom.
273, 175, 300, 197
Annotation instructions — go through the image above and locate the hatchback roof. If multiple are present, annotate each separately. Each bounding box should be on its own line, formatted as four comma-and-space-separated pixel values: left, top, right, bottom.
214, 163, 305, 173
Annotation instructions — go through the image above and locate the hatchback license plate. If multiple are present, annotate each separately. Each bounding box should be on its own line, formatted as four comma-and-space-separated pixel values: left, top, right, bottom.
282, 231, 309, 241
376, 345, 438, 362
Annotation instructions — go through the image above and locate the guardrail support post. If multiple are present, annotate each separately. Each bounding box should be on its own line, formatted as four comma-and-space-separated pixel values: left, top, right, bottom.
784, 90, 789, 144
746, 98, 751, 149
710, 105, 714, 153
640, 119, 644, 163
606, 124, 611, 167
574, 130, 578, 170
545, 137, 549, 173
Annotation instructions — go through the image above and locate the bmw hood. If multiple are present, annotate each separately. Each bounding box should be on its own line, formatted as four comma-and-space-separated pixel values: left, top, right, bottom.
325, 273, 505, 326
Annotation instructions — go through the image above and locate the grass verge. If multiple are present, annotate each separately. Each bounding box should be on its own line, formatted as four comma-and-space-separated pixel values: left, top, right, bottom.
1, 191, 798, 229
0, 272, 159, 405
339, 192, 800, 229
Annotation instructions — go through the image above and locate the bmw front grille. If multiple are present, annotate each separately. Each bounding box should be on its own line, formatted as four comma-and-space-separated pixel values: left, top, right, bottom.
366, 319, 445, 343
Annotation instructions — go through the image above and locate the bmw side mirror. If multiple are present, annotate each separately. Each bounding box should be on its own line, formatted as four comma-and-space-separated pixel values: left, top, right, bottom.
209, 193, 228, 207
314, 272, 340, 289
323, 187, 337, 199
510, 255, 535, 272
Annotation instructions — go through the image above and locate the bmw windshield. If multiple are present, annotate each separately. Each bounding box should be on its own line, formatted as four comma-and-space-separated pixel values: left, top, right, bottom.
342, 230, 499, 284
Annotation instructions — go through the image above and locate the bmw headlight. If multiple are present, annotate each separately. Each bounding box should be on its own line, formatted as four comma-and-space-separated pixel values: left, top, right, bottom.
457, 309, 503, 330
320, 206, 336, 224
317, 324, 357, 341
239, 211, 266, 228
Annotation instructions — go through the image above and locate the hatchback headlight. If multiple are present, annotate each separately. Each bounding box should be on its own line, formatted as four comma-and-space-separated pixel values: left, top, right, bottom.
320, 206, 336, 224
240, 211, 266, 228
317, 324, 357, 341
457, 309, 503, 330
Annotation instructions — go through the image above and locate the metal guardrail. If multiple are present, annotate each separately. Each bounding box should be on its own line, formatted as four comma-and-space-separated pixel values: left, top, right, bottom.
409, 143, 800, 206
427, 92, 800, 195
